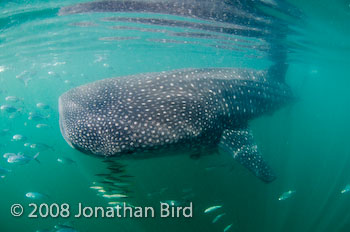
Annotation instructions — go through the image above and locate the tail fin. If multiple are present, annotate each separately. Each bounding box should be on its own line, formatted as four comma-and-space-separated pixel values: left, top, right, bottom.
33, 152, 40, 164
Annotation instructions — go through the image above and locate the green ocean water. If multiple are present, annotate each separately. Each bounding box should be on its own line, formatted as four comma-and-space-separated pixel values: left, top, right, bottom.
0, 0, 350, 231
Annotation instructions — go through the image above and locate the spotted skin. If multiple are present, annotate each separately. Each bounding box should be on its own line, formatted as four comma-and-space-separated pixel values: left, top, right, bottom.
220, 129, 276, 182
59, 68, 292, 182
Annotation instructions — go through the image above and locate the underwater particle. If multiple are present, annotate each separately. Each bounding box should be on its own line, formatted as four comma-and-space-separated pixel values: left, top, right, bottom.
223, 223, 233, 232
57, 157, 77, 165
0, 167, 11, 178
25, 192, 49, 200
341, 184, 350, 194
278, 190, 296, 201
7, 152, 40, 165
12, 134, 27, 142
204, 205, 223, 213
212, 213, 226, 223
36, 102, 50, 109
36, 123, 50, 128
1, 104, 19, 113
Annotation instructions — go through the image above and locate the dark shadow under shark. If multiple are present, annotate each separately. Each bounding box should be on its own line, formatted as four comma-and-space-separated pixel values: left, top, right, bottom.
58, 0, 301, 183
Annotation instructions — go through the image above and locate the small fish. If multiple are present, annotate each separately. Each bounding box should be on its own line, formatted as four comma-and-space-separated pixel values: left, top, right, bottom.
204, 205, 223, 213
7, 152, 40, 165
57, 157, 76, 165
341, 184, 350, 194
223, 224, 233, 232
36, 124, 50, 128
36, 102, 50, 109
102, 194, 128, 199
11, 134, 27, 142
1, 105, 19, 113
212, 213, 226, 223
3, 153, 17, 159
278, 190, 296, 201
30, 143, 54, 151
5, 96, 22, 102
25, 192, 49, 200
0, 167, 11, 178
28, 112, 50, 121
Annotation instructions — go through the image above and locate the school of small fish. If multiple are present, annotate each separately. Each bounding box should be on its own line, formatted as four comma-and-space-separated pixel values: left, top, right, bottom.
204, 205, 233, 231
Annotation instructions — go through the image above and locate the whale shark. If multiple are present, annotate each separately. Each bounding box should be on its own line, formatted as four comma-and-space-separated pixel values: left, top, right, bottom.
59, 68, 292, 182
58, 0, 299, 182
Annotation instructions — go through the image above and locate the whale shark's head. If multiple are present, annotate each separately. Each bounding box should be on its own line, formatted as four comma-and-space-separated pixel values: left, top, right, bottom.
58, 82, 122, 157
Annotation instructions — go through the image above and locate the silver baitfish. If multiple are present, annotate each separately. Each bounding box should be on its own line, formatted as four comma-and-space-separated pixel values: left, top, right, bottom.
11, 134, 27, 142
223, 223, 233, 232
30, 143, 54, 151
278, 190, 296, 201
28, 112, 50, 121
5, 96, 23, 102
57, 157, 77, 165
204, 205, 223, 213
7, 152, 40, 165
36, 124, 50, 128
212, 213, 226, 223
341, 184, 350, 194
25, 192, 49, 200
1, 104, 20, 113
36, 102, 50, 109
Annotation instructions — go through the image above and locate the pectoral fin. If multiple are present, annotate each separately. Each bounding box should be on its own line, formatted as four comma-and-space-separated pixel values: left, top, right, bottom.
219, 129, 276, 183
